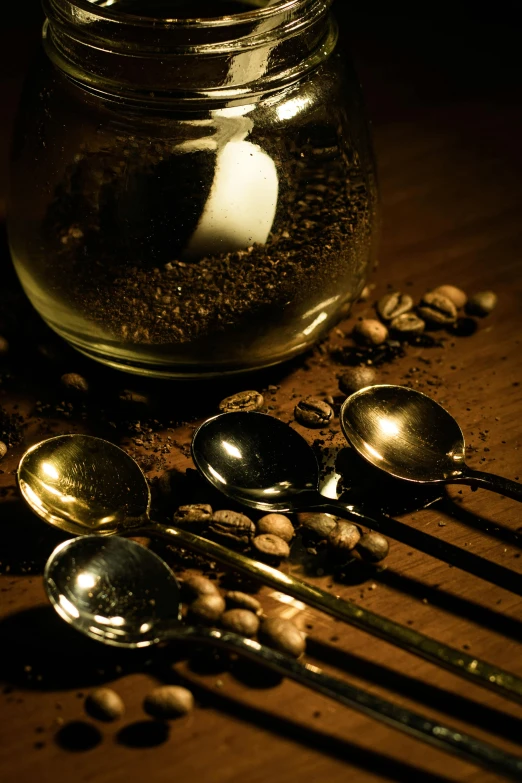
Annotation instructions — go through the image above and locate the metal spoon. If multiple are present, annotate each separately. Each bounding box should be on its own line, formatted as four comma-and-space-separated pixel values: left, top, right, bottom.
17, 434, 522, 706
44, 535, 522, 779
340, 384, 522, 501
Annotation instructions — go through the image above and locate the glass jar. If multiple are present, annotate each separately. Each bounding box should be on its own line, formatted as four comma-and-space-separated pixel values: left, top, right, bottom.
8, 0, 378, 378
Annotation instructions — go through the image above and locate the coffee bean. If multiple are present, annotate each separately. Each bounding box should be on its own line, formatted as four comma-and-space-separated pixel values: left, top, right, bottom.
182, 574, 221, 600
297, 513, 337, 539
173, 504, 213, 527
0, 441, 6, 461
85, 688, 125, 722
189, 594, 226, 623
210, 510, 255, 545
221, 608, 260, 637
355, 531, 390, 563
390, 312, 425, 335
253, 534, 290, 559
376, 291, 413, 321
126, 536, 151, 548
143, 686, 194, 719
352, 319, 388, 345
118, 389, 150, 406
61, 372, 89, 394
218, 390, 264, 413
0, 336, 9, 357
328, 521, 361, 552
225, 591, 262, 614
256, 514, 295, 543
431, 285, 467, 309
294, 397, 333, 428
417, 292, 457, 325
338, 366, 376, 395
466, 291, 497, 317
259, 617, 306, 658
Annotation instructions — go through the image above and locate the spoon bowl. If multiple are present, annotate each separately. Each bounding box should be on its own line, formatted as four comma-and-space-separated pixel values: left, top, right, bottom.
42, 535, 522, 779
340, 384, 465, 483
191, 412, 318, 511
18, 435, 149, 537
46, 536, 181, 647
340, 385, 522, 501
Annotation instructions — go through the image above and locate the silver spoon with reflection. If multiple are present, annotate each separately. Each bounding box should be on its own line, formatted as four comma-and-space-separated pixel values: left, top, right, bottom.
44, 535, 522, 779
340, 384, 522, 500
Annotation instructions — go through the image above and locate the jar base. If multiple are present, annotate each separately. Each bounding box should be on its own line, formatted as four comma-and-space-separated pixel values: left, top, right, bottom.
50, 323, 317, 380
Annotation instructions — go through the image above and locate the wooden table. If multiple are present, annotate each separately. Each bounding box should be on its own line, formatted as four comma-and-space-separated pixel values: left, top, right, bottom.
1, 12, 522, 783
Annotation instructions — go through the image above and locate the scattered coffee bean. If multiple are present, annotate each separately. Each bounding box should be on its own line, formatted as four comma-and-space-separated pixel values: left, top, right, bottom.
182, 574, 221, 599
221, 608, 260, 637
118, 389, 150, 406
352, 319, 388, 345
355, 531, 390, 563
143, 686, 194, 719
376, 291, 413, 321
173, 504, 213, 527
466, 291, 498, 317
253, 533, 290, 559
85, 688, 125, 722
418, 292, 457, 325
189, 594, 226, 623
210, 510, 256, 545
256, 514, 295, 543
297, 513, 337, 538
0, 441, 7, 461
328, 521, 361, 552
126, 536, 151, 548
338, 366, 376, 395
294, 397, 333, 428
61, 372, 89, 394
225, 591, 262, 614
218, 390, 264, 413
259, 617, 306, 658
0, 336, 9, 357
390, 312, 425, 336
431, 285, 467, 309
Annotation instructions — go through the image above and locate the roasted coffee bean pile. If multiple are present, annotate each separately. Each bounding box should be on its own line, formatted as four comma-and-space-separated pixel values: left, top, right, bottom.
331, 284, 497, 373
172, 503, 390, 568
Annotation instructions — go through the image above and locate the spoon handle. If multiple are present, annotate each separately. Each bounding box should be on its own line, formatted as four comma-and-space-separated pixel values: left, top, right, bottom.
145, 522, 522, 706
451, 468, 522, 502
166, 626, 522, 779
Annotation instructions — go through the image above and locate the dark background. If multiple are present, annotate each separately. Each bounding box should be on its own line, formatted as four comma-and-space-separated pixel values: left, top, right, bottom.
1, 0, 521, 217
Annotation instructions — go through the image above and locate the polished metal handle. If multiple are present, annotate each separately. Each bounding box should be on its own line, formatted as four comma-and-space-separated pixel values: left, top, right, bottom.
452, 468, 522, 502
144, 522, 522, 706
164, 625, 522, 780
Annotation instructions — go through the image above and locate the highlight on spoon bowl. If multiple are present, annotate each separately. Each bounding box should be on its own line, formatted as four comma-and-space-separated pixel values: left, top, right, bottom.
17, 434, 150, 536
340, 384, 466, 483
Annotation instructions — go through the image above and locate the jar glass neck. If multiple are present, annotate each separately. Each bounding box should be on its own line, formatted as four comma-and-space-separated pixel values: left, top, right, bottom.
42, 0, 336, 104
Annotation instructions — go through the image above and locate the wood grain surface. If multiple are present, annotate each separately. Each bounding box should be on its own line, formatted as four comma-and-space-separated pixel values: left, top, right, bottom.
1, 11, 522, 783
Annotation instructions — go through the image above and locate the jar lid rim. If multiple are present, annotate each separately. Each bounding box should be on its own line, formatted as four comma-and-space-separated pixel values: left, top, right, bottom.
60, 0, 316, 28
